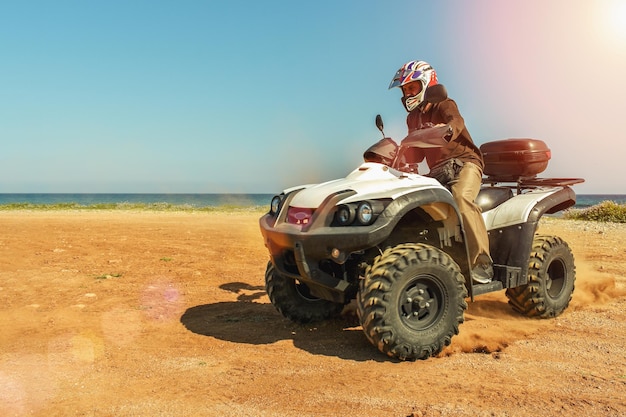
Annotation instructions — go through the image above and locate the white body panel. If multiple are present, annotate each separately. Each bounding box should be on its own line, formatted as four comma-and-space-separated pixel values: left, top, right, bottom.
289, 162, 446, 208
482, 188, 561, 229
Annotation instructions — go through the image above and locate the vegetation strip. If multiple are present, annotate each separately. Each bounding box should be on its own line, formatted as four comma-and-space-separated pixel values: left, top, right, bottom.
563, 200, 626, 223
0, 202, 268, 213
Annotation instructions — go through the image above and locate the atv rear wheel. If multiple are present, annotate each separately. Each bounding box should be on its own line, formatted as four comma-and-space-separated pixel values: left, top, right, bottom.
357, 243, 467, 361
265, 262, 345, 324
506, 235, 575, 318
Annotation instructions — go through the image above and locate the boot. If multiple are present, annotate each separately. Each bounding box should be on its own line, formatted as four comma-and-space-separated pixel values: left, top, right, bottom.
471, 262, 493, 284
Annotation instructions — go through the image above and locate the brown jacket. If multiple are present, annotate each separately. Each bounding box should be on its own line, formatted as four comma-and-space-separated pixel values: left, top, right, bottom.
406, 99, 484, 170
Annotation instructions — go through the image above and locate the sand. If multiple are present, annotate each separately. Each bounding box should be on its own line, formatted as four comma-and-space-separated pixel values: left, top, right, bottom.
1, 211, 625, 416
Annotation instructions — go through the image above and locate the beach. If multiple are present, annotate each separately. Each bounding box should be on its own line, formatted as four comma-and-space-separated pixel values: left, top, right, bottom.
1, 211, 625, 416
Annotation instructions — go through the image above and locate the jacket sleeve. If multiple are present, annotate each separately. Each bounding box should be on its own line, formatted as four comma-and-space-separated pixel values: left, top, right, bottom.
438, 99, 466, 141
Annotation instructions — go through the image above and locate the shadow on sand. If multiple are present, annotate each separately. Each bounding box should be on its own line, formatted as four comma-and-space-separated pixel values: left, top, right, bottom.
180, 281, 388, 362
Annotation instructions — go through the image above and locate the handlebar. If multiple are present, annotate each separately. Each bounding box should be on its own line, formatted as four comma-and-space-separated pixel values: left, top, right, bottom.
364, 124, 451, 174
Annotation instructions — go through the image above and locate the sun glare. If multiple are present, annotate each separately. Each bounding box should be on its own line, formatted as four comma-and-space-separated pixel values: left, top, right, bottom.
605, 0, 626, 41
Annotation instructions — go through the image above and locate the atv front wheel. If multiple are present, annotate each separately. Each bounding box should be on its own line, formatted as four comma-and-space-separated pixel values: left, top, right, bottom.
357, 244, 467, 361
265, 262, 345, 324
506, 235, 576, 318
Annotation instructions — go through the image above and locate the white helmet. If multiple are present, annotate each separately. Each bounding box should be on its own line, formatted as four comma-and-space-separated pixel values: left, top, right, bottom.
389, 60, 438, 112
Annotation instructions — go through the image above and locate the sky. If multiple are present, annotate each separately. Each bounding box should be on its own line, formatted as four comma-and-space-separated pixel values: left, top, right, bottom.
1, 0, 625, 194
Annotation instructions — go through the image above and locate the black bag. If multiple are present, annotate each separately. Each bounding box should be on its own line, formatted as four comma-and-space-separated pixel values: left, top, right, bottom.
428, 158, 464, 186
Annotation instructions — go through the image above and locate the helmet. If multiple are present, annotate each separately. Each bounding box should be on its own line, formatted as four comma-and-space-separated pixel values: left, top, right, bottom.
389, 60, 438, 112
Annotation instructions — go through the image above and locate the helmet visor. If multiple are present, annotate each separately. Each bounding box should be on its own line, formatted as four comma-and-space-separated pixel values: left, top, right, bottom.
389, 68, 425, 89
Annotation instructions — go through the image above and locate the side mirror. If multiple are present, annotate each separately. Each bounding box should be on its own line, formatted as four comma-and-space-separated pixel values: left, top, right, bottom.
424, 84, 448, 104
375, 114, 385, 137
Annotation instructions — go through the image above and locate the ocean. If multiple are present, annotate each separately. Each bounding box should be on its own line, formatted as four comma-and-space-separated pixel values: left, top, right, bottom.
0, 193, 623, 209
0, 193, 274, 208
571, 194, 626, 208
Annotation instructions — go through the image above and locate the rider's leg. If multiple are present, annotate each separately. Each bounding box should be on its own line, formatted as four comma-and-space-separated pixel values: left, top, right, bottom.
450, 162, 493, 283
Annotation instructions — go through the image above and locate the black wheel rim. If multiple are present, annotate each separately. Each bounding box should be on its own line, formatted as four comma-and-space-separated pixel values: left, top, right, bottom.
398, 274, 445, 331
546, 258, 567, 298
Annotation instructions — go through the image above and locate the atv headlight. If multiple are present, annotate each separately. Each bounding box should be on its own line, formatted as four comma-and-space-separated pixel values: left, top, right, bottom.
335, 204, 356, 226
356, 201, 374, 225
269, 195, 283, 216
333, 199, 389, 226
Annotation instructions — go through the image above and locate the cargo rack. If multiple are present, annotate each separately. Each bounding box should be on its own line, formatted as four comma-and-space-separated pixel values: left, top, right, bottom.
482, 177, 585, 194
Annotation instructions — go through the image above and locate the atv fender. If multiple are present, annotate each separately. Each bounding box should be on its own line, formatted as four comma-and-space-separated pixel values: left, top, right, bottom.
485, 186, 576, 288
260, 185, 474, 303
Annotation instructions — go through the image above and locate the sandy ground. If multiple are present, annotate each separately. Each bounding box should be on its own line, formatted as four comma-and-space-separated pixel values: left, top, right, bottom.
1, 210, 625, 417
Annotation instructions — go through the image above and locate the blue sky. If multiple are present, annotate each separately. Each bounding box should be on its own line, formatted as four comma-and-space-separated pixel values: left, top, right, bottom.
2, 0, 625, 194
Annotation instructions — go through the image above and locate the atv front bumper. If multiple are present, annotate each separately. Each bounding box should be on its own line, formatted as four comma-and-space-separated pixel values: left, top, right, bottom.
259, 212, 390, 303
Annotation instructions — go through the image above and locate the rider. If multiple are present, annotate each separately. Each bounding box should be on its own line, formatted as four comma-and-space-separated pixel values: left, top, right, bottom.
389, 60, 493, 284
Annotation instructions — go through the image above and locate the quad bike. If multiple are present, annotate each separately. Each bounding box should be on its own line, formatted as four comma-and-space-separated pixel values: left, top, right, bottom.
259, 85, 584, 360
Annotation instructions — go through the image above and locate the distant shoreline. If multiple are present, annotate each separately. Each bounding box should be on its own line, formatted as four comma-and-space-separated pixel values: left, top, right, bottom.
0, 193, 273, 210
0, 193, 624, 214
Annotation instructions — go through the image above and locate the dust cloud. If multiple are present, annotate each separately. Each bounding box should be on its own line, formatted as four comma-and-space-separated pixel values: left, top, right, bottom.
443, 259, 625, 356
571, 261, 626, 307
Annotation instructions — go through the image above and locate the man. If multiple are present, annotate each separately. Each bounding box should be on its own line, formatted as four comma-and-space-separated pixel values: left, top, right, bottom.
389, 60, 493, 283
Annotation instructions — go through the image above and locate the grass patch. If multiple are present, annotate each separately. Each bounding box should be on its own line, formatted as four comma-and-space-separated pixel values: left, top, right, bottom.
160, 257, 172, 262
0, 202, 268, 213
94, 273, 123, 280
564, 200, 626, 223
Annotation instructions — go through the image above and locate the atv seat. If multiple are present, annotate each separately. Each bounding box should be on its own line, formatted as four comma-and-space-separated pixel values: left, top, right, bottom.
476, 187, 513, 212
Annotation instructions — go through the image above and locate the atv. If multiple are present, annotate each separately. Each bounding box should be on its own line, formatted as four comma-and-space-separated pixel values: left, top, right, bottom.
259, 85, 584, 360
